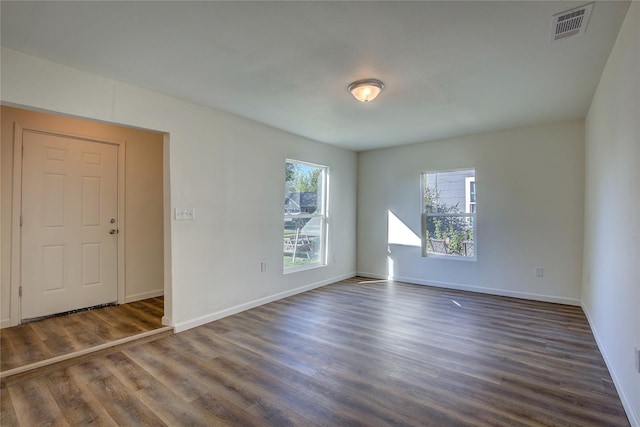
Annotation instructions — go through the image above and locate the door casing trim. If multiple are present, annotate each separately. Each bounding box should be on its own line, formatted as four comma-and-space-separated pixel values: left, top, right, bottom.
10, 123, 126, 326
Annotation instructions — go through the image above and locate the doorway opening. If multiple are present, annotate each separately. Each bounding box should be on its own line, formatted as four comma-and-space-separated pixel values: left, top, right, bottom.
1, 105, 170, 375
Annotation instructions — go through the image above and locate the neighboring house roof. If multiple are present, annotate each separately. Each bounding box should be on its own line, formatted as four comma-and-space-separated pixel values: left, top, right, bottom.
285, 192, 317, 212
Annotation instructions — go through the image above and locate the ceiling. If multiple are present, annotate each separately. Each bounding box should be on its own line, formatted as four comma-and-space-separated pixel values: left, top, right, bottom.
0, 1, 630, 151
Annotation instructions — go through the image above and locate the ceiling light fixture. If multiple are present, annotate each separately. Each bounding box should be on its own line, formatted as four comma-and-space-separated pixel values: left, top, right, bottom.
348, 78, 385, 102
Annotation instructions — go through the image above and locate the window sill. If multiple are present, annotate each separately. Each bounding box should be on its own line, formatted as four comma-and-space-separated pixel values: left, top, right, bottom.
283, 263, 326, 274
424, 253, 477, 262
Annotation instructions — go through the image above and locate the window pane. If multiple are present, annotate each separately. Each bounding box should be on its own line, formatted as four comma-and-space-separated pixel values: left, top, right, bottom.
423, 168, 476, 259
425, 215, 475, 257
285, 162, 323, 214
283, 217, 324, 267
425, 169, 475, 213
284, 160, 327, 271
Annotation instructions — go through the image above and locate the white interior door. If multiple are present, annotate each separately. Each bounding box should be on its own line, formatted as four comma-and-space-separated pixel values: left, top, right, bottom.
21, 131, 119, 320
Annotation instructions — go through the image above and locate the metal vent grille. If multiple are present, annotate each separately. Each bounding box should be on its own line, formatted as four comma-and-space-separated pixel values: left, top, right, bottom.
550, 3, 594, 41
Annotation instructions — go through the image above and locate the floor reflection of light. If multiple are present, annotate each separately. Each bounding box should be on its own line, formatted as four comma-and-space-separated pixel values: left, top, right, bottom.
358, 279, 390, 284
452, 300, 462, 307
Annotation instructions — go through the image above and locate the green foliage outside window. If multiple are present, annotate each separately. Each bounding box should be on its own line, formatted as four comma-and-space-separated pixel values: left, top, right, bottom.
286, 163, 321, 193
424, 186, 474, 256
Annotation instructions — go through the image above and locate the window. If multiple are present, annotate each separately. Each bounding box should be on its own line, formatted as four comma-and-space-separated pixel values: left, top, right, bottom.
422, 169, 476, 259
284, 160, 328, 272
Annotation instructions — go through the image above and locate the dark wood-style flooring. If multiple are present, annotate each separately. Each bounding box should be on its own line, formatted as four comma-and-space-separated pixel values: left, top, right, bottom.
1, 296, 164, 372
0, 278, 630, 426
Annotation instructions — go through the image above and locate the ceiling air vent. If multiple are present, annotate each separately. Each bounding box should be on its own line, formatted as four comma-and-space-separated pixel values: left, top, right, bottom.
550, 2, 594, 42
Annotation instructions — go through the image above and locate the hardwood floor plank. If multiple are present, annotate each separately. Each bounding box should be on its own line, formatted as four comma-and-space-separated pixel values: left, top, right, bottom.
32, 317, 78, 357
134, 335, 319, 427
117, 303, 164, 331
0, 332, 21, 372
1, 324, 51, 368
122, 340, 213, 403
45, 369, 118, 426
0, 384, 19, 426
170, 329, 371, 426
123, 339, 279, 426
172, 327, 224, 361
90, 305, 145, 333
8, 376, 68, 426
102, 352, 232, 427
85, 372, 166, 426
169, 329, 332, 426
67, 358, 113, 385
1, 297, 164, 372
189, 391, 271, 427
0, 278, 630, 426
133, 297, 165, 319
77, 310, 123, 342
204, 325, 478, 426
212, 315, 513, 426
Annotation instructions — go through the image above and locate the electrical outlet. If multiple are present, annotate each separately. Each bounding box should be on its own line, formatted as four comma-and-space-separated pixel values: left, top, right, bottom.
174, 208, 196, 221
535, 267, 544, 278
635, 347, 640, 374
260, 261, 267, 273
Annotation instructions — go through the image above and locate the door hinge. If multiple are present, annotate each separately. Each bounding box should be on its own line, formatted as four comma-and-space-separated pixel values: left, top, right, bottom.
20, 215, 23, 227
19, 286, 22, 298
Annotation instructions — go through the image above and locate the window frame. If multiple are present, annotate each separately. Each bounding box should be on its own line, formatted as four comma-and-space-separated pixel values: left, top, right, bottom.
283, 159, 329, 273
421, 168, 477, 261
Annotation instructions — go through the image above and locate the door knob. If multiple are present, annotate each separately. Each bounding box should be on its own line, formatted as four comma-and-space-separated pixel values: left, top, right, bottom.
109, 229, 119, 235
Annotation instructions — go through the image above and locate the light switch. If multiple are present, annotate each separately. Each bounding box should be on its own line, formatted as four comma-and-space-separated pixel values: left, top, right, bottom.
175, 208, 196, 221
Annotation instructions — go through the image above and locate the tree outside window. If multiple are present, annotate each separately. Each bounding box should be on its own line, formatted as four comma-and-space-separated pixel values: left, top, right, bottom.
422, 169, 476, 259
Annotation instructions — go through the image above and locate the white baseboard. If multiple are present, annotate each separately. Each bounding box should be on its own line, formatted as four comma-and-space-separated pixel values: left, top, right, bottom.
125, 289, 164, 303
582, 303, 639, 427
356, 271, 581, 306
173, 272, 356, 333
1, 318, 12, 329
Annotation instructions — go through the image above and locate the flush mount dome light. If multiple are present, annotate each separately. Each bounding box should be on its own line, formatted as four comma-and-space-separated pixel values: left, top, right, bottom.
348, 78, 384, 102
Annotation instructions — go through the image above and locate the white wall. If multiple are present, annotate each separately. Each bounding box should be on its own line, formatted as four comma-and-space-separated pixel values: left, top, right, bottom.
583, 2, 640, 425
0, 47, 358, 332
358, 121, 585, 305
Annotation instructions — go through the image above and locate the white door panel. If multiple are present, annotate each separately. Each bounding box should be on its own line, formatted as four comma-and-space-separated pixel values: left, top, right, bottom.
21, 131, 118, 319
